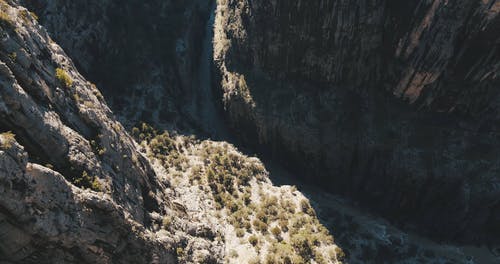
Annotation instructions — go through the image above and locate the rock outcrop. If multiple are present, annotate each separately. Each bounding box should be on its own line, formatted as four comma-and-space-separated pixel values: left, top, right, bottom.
214, 0, 500, 243
0, 135, 177, 263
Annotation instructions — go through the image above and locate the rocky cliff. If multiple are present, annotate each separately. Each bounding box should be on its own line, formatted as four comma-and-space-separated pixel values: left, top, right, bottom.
214, 0, 500, 243
0, 1, 342, 263
0, 1, 222, 262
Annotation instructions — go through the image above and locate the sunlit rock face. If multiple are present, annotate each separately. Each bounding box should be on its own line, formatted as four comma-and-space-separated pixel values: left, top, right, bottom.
214, 0, 500, 243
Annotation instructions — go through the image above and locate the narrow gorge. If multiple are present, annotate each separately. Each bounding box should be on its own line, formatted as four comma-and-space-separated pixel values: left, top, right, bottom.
1, 0, 499, 263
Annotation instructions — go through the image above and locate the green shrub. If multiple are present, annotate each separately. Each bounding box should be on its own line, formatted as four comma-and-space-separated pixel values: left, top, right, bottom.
243, 192, 252, 205
189, 165, 202, 183
162, 216, 172, 230
112, 123, 122, 132
132, 127, 140, 138
8, 52, 16, 61
98, 147, 107, 156
91, 177, 103, 192
314, 249, 327, 264
291, 233, 314, 261
90, 139, 107, 157
206, 168, 216, 183
279, 219, 289, 233
228, 201, 239, 213
150, 132, 175, 156
0, 131, 16, 149
176, 247, 184, 256
74, 171, 92, 188
252, 219, 268, 233
73, 93, 81, 103
243, 220, 252, 232
248, 235, 259, 246
223, 174, 234, 193
236, 228, 245, 238
333, 247, 345, 261
271, 226, 281, 237
55, 68, 73, 88
265, 253, 276, 264
74, 171, 102, 192
300, 199, 315, 216
256, 211, 268, 223
281, 199, 296, 214
19, 9, 35, 24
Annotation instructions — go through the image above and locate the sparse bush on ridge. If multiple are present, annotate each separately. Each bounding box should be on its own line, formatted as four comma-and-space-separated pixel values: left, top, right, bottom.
74, 171, 102, 192
55, 68, 73, 88
248, 235, 258, 246
236, 228, 245, 238
301, 198, 316, 216
90, 139, 107, 157
127, 122, 338, 263
271, 226, 281, 237
162, 216, 172, 230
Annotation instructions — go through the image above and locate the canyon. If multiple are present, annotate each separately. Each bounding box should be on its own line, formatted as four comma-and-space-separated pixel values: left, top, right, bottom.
1, 0, 499, 263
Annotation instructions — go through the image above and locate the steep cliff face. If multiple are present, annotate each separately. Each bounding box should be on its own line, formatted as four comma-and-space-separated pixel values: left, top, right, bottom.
21, 0, 213, 129
214, 0, 500, 243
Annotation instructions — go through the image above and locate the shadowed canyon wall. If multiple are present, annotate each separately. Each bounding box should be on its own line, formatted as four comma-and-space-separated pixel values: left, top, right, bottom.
214, 0, 500, 243
22, 0, 213, 129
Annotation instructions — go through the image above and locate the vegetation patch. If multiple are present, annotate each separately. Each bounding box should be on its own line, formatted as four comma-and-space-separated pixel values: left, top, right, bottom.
0, 131, 16, 150
55, 68, 73, 88
132, 123, 342, 263
74, 171, 103, 192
